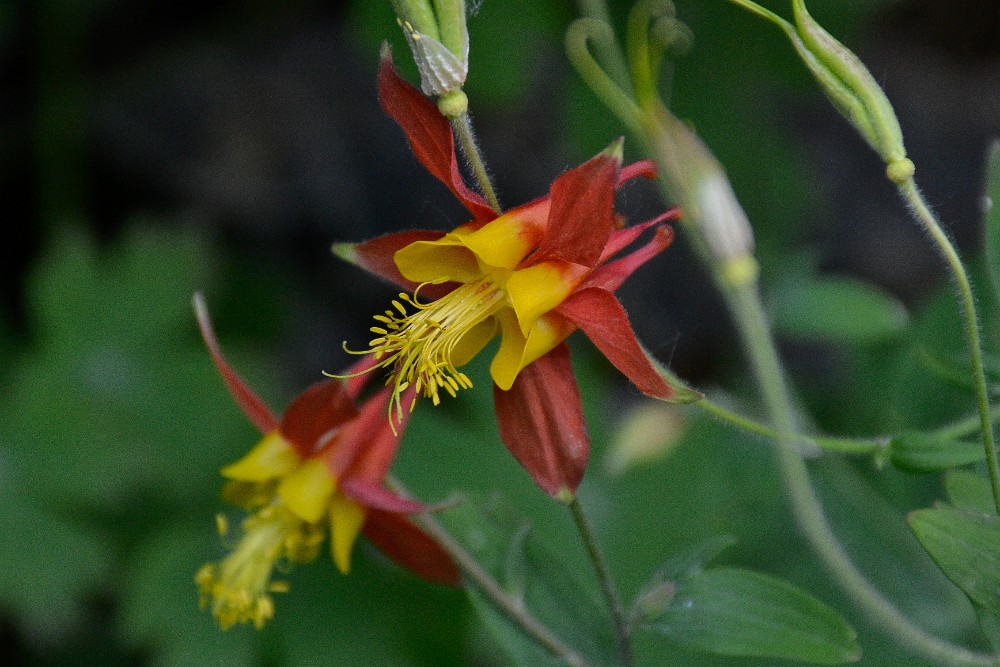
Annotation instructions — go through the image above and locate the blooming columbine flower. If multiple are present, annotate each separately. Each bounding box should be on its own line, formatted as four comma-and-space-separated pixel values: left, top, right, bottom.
192, 294, 458, 630
334, 54, 680, 501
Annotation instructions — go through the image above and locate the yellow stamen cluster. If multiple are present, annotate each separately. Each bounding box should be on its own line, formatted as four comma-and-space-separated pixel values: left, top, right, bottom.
196, 503, 323, 630
354, 279, 508, 421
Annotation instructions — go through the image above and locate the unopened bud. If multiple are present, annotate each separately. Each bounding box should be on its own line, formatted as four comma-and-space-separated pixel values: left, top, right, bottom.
789, 0, 907, 168
392, 0, 469, 97
648, 108, 757, 282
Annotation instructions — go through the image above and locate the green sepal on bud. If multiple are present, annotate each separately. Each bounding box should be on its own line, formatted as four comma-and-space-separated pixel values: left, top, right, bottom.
391, 0, 469, 97
728, 0, 910, 179
789, 0, 906, 168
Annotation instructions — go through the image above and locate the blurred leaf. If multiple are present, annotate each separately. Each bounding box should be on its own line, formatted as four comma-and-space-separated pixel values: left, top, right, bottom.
983, 141, 1000, 305
887, 431, 985, 473
446, 495, 616, 667
651, 534, 738, 582
1, 225, 259, 508
909, 507, 1000, 617
975, 606, 1000, 655
0, 476, 112, 643
770, 274, 908, 345
639, 567, 860, 664
945, 470, 997, 514
118, 520, 257, 667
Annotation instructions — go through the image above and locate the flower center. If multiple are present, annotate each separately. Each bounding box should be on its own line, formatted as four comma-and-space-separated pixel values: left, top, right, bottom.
361, 278, 507, 421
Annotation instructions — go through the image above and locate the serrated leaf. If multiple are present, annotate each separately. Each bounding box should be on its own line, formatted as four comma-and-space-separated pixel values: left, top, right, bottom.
888, 431, 985, 473
909, 508, 1000, 617
945, 470, 997, 514
770, 275, 908, 345
640, 567, 860, 664
983, 141, 1000, 305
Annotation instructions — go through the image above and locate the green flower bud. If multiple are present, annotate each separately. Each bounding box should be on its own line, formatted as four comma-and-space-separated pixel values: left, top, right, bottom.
391, 0, 469, 97
789, 0, 908, 171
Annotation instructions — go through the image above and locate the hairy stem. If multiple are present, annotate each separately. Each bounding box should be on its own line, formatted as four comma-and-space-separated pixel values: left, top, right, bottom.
451, 112, 501, 213
898, 178, 1000, 514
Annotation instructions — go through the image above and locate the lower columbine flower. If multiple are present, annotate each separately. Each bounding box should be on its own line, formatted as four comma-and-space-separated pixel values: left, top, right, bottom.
334, 54, 681, 500
193, 294, 458, 630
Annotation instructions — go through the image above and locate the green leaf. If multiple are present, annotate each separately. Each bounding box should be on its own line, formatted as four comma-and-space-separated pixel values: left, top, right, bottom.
640, 567, 861, 664
770, 274, 908, 345
983, 141, 1000, 305
887, 431, 985, 473
945, 470, 997, 514
0, 478, 112, 642
909, 507, 1000, 616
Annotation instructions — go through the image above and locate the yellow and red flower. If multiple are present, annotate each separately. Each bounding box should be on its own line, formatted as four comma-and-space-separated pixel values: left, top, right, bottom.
193, 294, 458, 630
335, 54, 679, 501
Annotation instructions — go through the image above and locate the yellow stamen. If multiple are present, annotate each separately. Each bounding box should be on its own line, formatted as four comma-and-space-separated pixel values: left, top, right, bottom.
345, 279, 508, 425
196, 503, 321, 630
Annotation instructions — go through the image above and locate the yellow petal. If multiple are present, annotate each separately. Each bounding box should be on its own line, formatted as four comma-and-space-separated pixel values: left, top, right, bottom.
277, 457, 336, 524
394, 235, 480, 283
490, 309, 528, 391
456, 213, 541, 270
329, 494, 367, 574
451, 316, 498, 367
522, 314, 575, 370
221, 431, 298, 482
506, 261, 586, 336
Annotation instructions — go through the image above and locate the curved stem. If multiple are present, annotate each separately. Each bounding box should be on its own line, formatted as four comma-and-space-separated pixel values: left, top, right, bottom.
574, 0, 634, 93
566, 18, 646, 137
451, 112, 502, 214
726, 277, 994, 667
898, 178, 1000, 515
390, 477, 593, 667
568, 496, 634, 667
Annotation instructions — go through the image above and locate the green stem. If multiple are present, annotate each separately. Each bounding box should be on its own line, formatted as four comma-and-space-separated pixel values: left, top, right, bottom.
726, 277, 994, 667
450, 112, 502, 213
898, 178, 1000, 515
574, 0, 634, 93
568, 497, 634, 667
693, 396, 883, 455
390, 478, 593, 667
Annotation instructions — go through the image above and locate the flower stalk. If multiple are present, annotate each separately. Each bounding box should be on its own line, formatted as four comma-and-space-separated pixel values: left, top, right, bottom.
569, 497, 634, 667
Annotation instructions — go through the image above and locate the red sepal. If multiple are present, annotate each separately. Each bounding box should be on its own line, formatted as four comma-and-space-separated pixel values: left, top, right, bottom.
493, 343, 589, 498
555, 288, 673, 400
279, 380, 358, 458
341, 478, 426, 513
534, 151, 618, 269
617, 159, 657, 185
598, 209, 677, 264
193, 293, 278, 433
377, 53, 496, 223
329, 388, 411, 481
363, 510, 461, 585
588, 224, 675, 293
345, 230, 447, 292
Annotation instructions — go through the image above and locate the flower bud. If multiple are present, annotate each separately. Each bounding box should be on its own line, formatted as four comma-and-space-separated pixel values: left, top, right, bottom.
391, 0, 469, 97
789, 0, 909, 177
647, 106, 758, 284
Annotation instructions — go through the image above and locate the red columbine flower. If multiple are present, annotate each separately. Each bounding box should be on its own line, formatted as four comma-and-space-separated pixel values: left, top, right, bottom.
192, 294, 458, 630
334, 54, 679, 501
